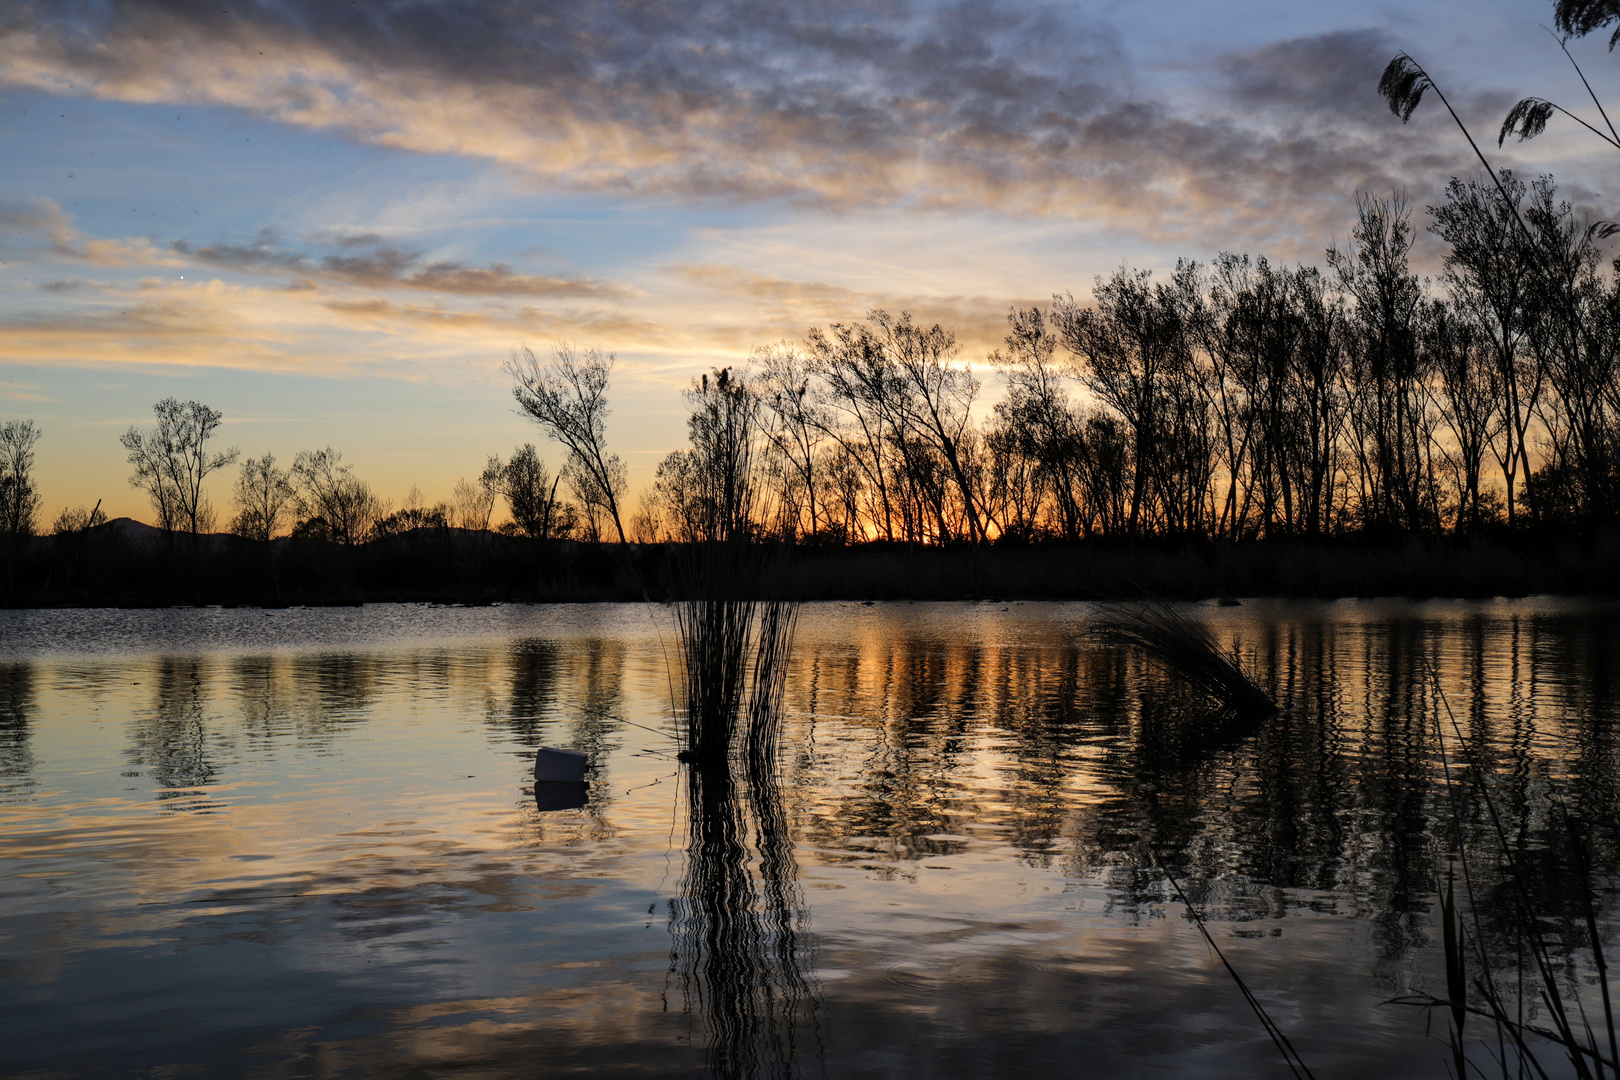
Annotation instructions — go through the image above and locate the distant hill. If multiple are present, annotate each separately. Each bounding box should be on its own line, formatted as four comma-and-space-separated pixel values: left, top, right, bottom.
92, 518, 234, 550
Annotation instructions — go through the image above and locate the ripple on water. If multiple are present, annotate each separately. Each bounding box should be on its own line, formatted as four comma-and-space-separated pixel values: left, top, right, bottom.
2, 599, 1619, 1080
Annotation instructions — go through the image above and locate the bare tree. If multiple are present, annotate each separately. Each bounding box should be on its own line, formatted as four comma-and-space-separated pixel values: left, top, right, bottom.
990, 306, 1084, 539
52, 503, 106, 535
451, 476, 495, 532
0, 419, 42, 536
802, 311, 986, 543
1522, 179, 1620, 522
120, 399, 239, 534
653, 447, 705, 543
754, 343, 830, 540
1429, 173, 1540, 524
289, 447, 385, 545
505, 344, 628, 543
483, 444, 567, 539
1330, 193, 1435, 531
1287, 265, 1349, 536
1423, 299, 1502, 530
230, 453, 296, 541
1055, 266, 1201, 534
869, 311, 986, 543
805, 319, 906, 541
630, 486, 665, 543
372, 485, 451, 536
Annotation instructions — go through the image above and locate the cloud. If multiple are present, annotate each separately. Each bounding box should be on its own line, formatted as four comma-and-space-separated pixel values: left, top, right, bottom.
676, 264, 875, 319
0, 194, 183, 267
171, 229, 626, 298
0, 194, 76, 249
1220, 29, 1396, 120
40, 277, 104, 293
0, 3, 1483, 246
672, 263, 1026, 359
0, 381, 52, 402
0, 260, 683, 380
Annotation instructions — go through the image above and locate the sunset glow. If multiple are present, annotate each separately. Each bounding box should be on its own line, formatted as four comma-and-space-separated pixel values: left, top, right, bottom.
3, 0, 1617, 522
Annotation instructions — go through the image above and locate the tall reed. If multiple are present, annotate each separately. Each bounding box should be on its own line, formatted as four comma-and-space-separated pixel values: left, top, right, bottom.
673, 542, 801, 767
1393, 657, 1619, 1079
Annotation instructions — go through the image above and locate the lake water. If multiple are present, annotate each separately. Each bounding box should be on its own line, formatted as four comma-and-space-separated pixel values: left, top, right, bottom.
3, 599, 1619, 1079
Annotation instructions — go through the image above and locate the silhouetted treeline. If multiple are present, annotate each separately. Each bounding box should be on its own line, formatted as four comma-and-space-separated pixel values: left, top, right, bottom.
5, 175, 1620, 606
638, 177, 1620, 546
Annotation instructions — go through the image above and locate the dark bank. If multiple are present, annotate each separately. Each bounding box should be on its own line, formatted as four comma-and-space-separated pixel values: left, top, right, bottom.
5, 518, 1620, 607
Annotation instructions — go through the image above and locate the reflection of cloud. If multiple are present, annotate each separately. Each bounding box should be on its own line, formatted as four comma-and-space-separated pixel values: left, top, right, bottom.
0, 4, 1482, 245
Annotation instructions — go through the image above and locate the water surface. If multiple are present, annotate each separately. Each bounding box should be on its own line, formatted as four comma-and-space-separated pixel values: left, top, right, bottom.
3, 599, 1619, 1078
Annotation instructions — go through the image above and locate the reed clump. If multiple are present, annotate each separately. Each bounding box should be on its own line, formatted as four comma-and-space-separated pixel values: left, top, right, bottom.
1393, 662, 1620, 1079
673, 543, 800, 768
1098, 601, 1276, 717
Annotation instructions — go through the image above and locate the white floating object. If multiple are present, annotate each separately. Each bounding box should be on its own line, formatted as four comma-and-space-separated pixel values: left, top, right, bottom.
533, 746, 587, 782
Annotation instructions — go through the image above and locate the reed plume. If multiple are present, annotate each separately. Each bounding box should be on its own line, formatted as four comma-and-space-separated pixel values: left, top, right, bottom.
1099, 601, 1275, 717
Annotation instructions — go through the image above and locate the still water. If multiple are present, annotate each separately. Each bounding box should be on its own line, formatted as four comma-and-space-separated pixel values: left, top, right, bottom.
3, 599, 1619, 1078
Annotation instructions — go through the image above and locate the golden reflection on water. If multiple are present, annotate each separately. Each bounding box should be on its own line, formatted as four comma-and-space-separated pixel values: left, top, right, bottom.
1, 600, 1619, 1078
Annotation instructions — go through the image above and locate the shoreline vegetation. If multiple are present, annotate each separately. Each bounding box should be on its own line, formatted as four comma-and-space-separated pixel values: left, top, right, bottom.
3, 518, 1617, 607
8, 50, 1620, 611
5, 181, 1618, 612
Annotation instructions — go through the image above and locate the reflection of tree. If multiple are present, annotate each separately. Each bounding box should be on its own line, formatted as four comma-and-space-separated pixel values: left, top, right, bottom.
671, 753, 821, 1080
567, 638, 627, 779
800, 636, 983, 863
230, 654, 291, 746
488, 638, 561, 746
783, 608, 1620, 994
0, 662, 36, 801
986, 645, 1091, 866
307, 653, 377, 721
229, 652, 381, 748
128, 657, 224, 804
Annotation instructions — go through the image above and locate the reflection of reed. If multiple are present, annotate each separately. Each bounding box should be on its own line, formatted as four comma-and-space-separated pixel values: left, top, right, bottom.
0, 662, 35, 800
671, 755, 820, 1080
674, 543, 799, 767
670, 543, 817, 1078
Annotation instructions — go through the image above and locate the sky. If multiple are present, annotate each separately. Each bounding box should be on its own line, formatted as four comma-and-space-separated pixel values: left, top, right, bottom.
3, 0, 1619, 524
